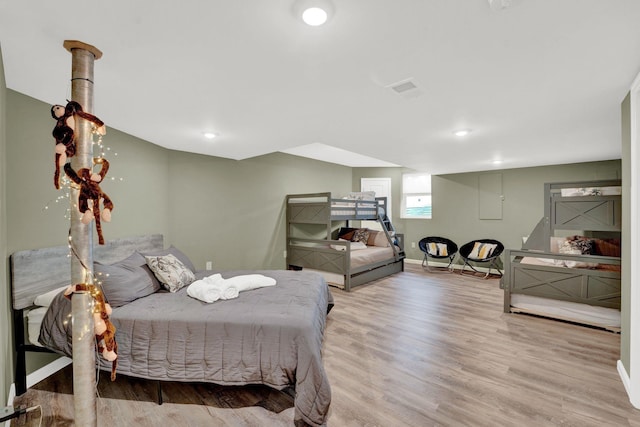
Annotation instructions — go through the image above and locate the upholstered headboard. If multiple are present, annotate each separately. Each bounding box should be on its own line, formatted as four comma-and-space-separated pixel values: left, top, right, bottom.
10, 234, 164, 310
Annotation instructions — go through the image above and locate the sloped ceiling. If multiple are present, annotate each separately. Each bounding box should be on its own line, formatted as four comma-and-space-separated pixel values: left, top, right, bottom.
1, 0, 640, 173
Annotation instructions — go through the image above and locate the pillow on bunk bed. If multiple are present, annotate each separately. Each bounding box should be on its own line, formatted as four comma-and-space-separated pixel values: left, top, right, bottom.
345, 191, 376, 201
469, 242, 497, 259
558, 237, 598, 269
592, 238, 621, 257
367, 230, 391, 247
352, 228, 370, 244
337, 227, 358, 241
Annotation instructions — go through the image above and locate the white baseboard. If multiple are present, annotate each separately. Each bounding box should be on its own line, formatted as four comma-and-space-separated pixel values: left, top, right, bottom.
5, 356, 72, 426
618, 359, 631, 398
617, 359, 640, 409
405, 257, 503, 275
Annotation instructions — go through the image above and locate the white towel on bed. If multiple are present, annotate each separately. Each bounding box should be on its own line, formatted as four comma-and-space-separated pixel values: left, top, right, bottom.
187, 273, 276, 303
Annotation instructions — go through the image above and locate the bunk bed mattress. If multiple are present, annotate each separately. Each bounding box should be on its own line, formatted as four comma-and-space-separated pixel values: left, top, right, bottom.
350, 245, 398, 267
519, 256, 621, 272
39, 269, 332, 427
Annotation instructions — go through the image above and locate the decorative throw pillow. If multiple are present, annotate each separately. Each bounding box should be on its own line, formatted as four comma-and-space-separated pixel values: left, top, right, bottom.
564, 236, 595, 255
436, 243, 448, 257
337, 228, 358, 241
352, 228, 370, 244
427, 242, 439, 256
372, 231, 390, 247
469, 242, 497, 260
427, 242, 449, 257
559, 238, 598, 268
145, 254, 196, 292
367, 230, 379, 246
95, 251, 162, 307
139, 245, 196, 273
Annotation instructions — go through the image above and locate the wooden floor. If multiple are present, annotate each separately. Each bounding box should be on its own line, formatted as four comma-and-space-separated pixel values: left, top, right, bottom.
12, 263, 640, 426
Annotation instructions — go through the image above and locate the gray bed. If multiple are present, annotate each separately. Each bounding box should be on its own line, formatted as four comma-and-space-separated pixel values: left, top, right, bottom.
286, 192, 405, 291
12, 234, 332, 427
502, 180, 622, 331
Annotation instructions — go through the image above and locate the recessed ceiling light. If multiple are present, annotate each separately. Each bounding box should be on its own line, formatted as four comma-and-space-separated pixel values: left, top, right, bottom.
302, 7, 328, 25
203, 132, 217, 140
294, 0, 334, 26
492, 159, 503, 165
453, 129, 472, 137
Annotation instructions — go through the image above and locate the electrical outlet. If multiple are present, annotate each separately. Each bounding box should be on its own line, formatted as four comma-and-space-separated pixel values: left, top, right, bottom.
411, 242, 416, 249
206, 261, 212, 270
283, 250, 287, 258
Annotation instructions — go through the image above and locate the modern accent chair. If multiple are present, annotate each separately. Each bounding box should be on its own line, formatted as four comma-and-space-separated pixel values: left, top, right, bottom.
418, 236, 458, 272
458, 239, 504, 278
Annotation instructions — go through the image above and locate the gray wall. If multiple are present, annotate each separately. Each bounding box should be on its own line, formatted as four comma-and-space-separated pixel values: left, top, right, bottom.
353, 160, 622, 262
0, 43, 10, 405
621, 92, 631, 373
167, 151, 352, 271
6, 90, 172, 254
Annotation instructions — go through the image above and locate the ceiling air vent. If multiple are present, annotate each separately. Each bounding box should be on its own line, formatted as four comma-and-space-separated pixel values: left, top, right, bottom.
389, 79, 418, 94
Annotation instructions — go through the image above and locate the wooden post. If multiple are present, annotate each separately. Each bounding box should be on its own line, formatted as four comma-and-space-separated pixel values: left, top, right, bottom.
64, 40, 102, 427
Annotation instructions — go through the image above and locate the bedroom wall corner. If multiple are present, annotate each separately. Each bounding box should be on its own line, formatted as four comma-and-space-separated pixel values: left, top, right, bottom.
0, 42, 11, 406
167, 151, 353, 271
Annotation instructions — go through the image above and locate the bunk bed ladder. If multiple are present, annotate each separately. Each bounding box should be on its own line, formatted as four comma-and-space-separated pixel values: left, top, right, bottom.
378, 212, 404, 259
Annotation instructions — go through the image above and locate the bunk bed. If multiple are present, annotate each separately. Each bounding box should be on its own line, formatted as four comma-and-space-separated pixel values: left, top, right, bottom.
502, 180, 622, 331
286, 192, 405, 291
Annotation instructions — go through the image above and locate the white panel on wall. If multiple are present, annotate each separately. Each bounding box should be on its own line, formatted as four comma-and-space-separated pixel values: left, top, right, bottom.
478, 173, 503, 220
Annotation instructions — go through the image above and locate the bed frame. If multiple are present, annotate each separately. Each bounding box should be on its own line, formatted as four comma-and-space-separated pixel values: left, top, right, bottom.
502, 180, 622, 330
10, 234, 164, 396
286, 192, 405, 291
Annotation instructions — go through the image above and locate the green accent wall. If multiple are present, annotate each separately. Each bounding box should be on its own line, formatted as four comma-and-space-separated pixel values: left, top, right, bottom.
621, 92, 631, 373
353, 160, 621, 263
5, 90, 172, 254
167, 151, 352, 271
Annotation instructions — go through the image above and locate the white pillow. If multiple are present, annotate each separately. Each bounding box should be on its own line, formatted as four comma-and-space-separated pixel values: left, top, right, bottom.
33, 285, 68, 307
146, 254, 196, 292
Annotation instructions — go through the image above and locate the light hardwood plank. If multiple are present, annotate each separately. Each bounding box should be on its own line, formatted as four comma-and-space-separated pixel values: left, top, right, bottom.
12, 264, 640, 426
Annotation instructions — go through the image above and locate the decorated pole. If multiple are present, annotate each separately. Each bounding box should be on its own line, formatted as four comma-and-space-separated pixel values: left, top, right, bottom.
64, 39, 102, 427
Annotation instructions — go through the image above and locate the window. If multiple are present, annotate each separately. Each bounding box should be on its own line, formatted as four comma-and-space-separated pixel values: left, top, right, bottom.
401, 173, 432, 219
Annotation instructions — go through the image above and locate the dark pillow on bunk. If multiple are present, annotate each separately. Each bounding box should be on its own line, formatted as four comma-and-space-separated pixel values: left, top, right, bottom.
95, 251, 161, 308
352, 228, 370, 244
337, 227, 358, 241
592, 238, 621, 257
139, 245, 196, 273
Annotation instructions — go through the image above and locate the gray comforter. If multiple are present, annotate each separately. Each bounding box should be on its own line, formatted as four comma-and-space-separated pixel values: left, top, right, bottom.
40, 270, 333, 426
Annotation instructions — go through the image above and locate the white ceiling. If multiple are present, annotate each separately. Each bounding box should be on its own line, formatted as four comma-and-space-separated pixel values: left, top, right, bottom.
1, 0, 640, 174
